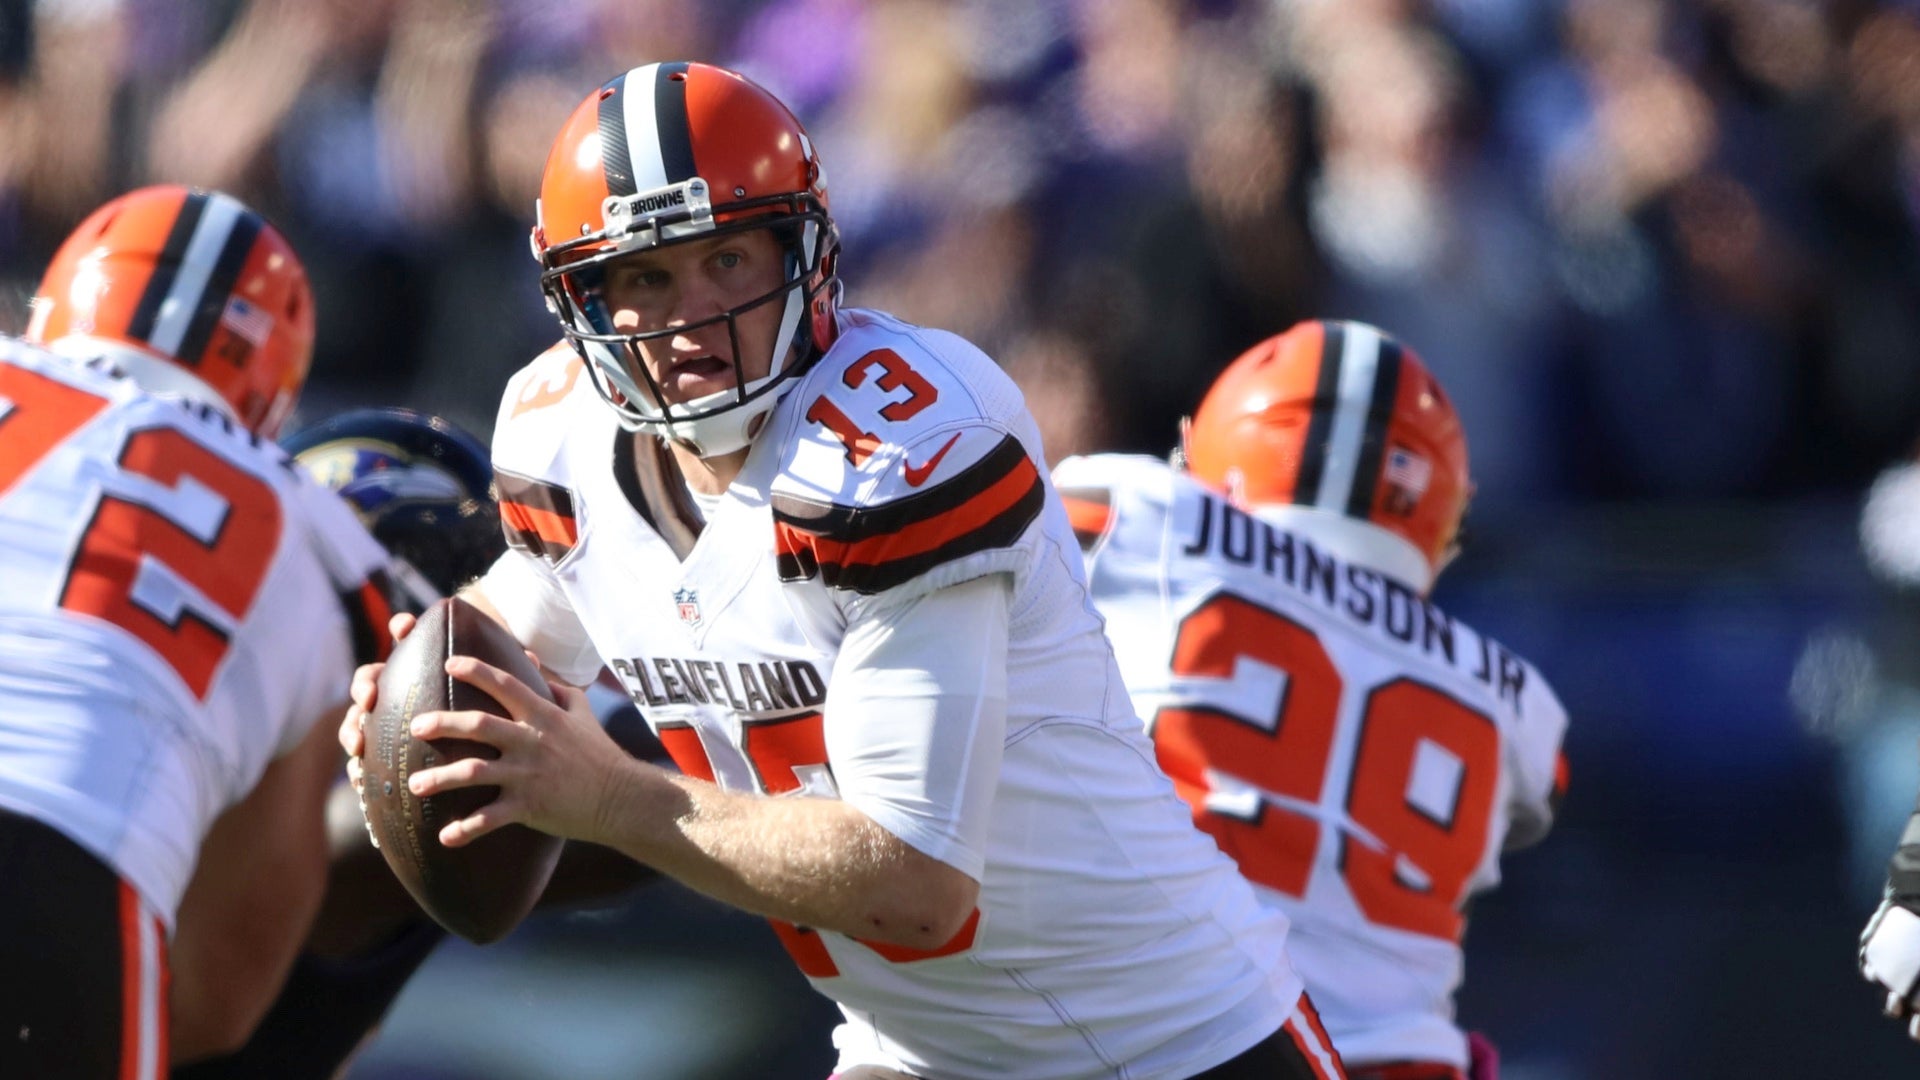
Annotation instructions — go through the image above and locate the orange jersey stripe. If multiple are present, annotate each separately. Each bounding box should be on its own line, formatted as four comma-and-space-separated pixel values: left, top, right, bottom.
500, 498, 579, 548
118, 882, 141, 1080
1061, 494, 1113, 539
797, 454, 1039, 571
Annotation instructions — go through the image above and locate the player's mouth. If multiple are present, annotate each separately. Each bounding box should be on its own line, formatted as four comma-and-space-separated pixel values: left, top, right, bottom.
662, 355, 736, 401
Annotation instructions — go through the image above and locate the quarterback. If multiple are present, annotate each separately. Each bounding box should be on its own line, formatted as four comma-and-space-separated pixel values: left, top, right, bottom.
0, 187, 394, 1076
343, 62, 1346, 1079
1053, 321, 1569, 1080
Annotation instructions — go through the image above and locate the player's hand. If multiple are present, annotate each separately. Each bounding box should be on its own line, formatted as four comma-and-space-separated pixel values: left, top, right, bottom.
404, 654, 638, 849
1862, 894, 1920, 1040
339, 611, 417, 763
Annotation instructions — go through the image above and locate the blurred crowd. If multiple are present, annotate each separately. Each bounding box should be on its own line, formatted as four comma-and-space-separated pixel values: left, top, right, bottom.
6, 0, 1920, 514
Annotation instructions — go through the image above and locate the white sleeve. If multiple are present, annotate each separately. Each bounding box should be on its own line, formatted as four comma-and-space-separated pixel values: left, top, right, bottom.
1505, 662, 1569, 847
824, 573, 1011, 882
473, 548, 604, 687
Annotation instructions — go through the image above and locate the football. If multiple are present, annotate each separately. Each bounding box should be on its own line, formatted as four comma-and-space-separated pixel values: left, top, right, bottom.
357, 595, 564, 944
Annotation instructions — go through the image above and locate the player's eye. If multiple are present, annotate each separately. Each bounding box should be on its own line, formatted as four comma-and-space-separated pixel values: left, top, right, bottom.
606, 265, 668, 292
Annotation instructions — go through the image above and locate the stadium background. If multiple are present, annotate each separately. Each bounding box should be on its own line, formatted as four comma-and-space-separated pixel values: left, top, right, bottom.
6, 0, 1920, 1075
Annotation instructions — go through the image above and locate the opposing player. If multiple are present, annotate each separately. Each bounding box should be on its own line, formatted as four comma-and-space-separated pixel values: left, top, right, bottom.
181, 407, 659, 1080
1053, 320, 1568, 1080
343, 62, 1346, 1078
173, 407, 506, 1080
0, 186, 394, 1076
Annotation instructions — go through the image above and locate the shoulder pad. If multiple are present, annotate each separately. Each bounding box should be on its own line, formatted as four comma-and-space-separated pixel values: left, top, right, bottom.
493, 342, 597, 564
494, 342, 593, 453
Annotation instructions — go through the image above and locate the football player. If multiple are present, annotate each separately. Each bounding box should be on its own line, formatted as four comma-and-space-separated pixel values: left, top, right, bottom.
180, 407, 660, 1080
341, 62, 1346, 1079
1052, 320, 1569, 1080
0, 186, 394, 1077
1862, 803, 1920, 1040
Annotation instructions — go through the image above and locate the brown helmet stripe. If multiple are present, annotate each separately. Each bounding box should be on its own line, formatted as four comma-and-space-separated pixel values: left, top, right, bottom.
1292, 321, 1344, 507
597, 72, 638, 197
652, 61, 696, 183
125, 190, 207, 343
173, 212, 263, 368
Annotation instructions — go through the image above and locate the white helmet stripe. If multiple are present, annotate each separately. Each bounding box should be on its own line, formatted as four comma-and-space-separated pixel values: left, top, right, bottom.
621, 64, 671, 193
145, 192, 244, 358
1311, 320, 1384, 513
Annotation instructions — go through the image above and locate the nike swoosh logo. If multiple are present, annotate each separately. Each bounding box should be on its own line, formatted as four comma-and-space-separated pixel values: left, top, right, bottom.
902, 433, 962, 487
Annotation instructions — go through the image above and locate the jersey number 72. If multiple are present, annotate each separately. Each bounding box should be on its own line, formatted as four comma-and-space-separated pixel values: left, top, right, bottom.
0, 364, 281, 698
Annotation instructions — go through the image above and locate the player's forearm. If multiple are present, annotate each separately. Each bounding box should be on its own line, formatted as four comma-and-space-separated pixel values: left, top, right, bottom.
598, 761, 976, 949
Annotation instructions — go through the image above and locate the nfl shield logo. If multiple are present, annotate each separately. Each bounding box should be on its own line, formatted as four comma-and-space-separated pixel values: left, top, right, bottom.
674, 588, 703, 629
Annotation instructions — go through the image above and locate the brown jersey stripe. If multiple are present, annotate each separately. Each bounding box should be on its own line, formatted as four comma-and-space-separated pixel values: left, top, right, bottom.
775, 452, 1043, 593
496, 469, 578, 561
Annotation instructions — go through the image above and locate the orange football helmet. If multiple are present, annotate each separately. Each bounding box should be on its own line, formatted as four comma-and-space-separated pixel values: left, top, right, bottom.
532, 61, 840, 456
26, 185, 314, 439
1183, 319, 1470, 591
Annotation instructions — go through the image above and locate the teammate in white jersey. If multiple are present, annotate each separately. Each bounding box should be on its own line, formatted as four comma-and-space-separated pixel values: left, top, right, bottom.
1863, 802, 1920, 1041
0, 186, 394, 1077
341, 62, 1346, 1079
1053, 320, 1569, 1080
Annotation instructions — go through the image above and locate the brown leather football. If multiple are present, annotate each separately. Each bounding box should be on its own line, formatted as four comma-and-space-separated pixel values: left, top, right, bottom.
358, 595, 564, 944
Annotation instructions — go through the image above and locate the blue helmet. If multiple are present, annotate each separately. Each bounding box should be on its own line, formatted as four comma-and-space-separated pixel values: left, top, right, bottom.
281, 407, 502, 607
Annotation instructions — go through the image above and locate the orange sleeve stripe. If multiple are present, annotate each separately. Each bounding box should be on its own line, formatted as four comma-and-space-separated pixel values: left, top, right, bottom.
117, 882, 142, 1080
500, 498, 578, 547
806, 455, 1039, 569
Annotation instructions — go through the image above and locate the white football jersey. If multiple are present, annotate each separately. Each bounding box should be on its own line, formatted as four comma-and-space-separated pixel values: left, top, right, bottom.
482, 311, 1303, 1079
1053, 453, 1568, 1070
0, 337, 391, 927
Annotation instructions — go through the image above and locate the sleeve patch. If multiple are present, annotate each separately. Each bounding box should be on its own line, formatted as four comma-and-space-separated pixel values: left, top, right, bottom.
497, 468, 579, 562
772, 435, 1043, 594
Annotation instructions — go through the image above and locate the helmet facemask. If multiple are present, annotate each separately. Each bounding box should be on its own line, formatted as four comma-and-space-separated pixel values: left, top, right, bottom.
539, 180, 837, 457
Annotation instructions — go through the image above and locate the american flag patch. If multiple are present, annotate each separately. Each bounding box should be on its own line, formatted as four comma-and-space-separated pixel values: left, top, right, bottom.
220, 296, 274, 347
1385, 447, 1431, 497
